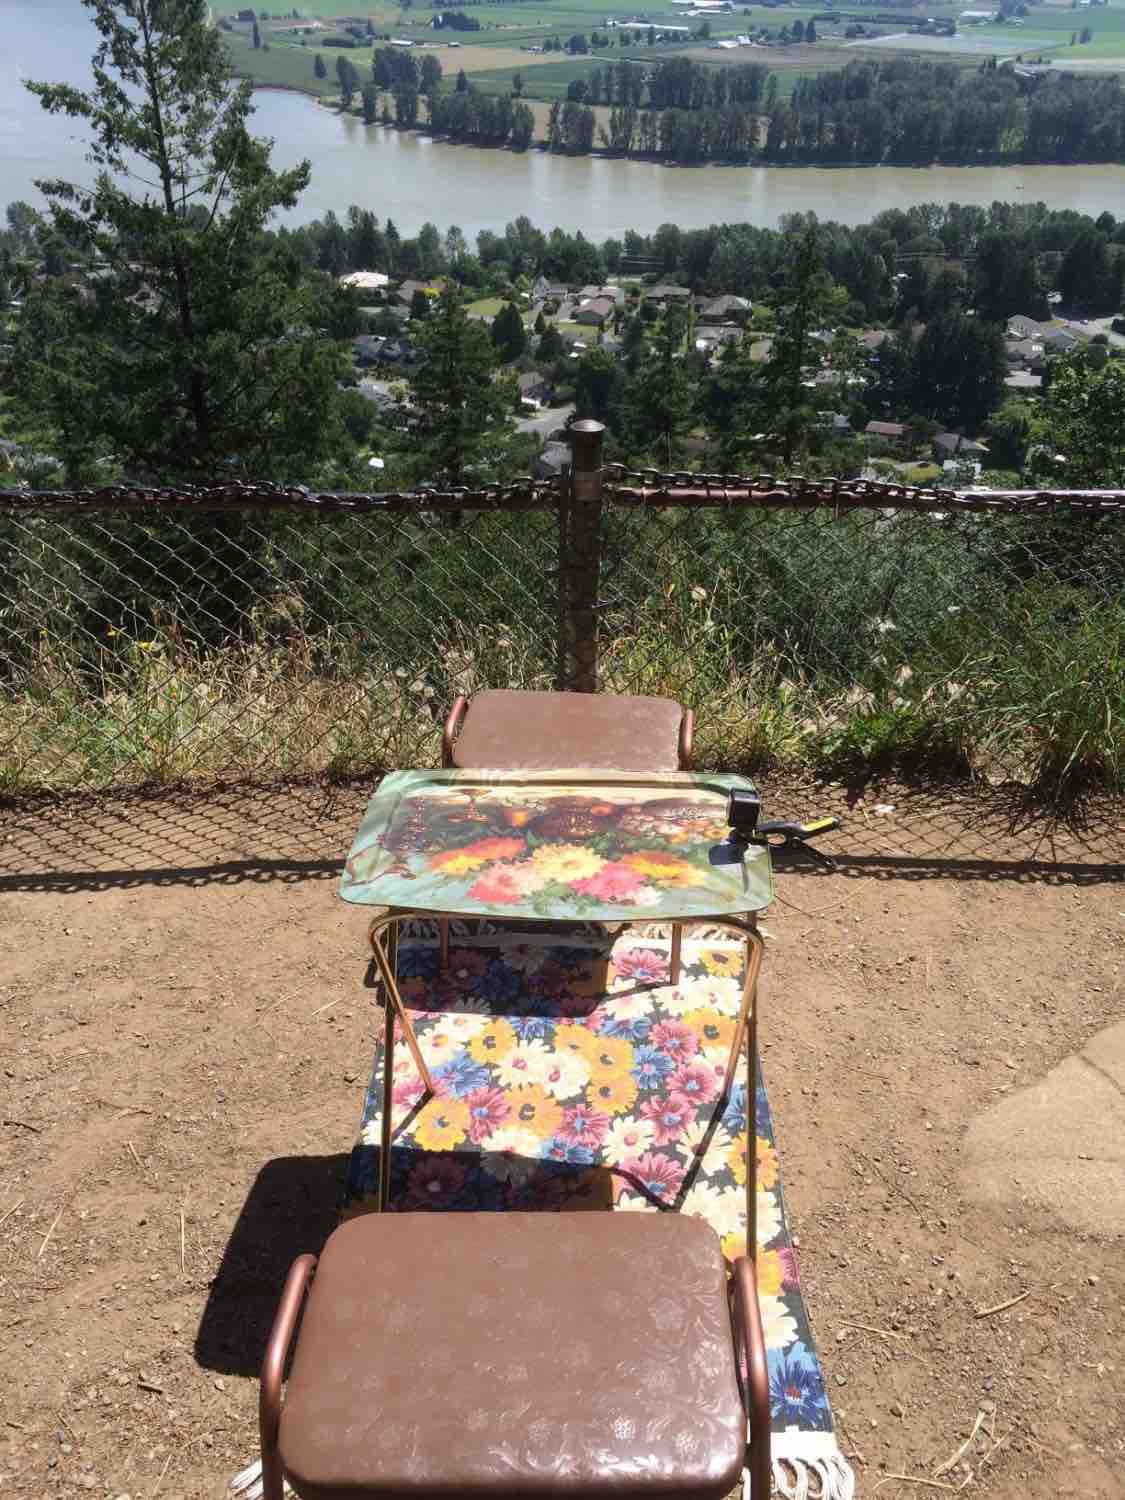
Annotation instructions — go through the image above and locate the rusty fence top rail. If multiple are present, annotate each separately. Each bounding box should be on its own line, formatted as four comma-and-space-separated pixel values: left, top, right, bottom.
1, 473, 1125, 516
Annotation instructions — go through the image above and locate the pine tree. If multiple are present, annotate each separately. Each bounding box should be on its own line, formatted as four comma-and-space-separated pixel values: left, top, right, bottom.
491, 301, 526, 362
11, 0, 348, 481
410, 283, 516, 483
314, 52, 327, 79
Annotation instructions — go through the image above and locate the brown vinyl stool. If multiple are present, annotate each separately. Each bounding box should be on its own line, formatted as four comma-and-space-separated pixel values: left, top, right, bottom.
442, 689, 694, 772
261, 1212, 771, 1500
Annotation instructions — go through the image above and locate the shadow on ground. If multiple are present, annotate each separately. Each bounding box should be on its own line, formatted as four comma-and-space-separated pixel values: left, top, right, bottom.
195, 1154, 349, 1377
1, 773, 1122, 895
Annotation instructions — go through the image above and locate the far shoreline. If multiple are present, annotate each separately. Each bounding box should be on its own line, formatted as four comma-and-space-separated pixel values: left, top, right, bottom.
246, 83, 1125, 175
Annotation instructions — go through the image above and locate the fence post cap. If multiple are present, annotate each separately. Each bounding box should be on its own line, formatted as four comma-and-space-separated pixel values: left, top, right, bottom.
569, 420, 606, 436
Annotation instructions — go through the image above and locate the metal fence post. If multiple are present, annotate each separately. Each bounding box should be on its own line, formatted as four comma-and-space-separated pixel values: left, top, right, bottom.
563, 419, 605, 693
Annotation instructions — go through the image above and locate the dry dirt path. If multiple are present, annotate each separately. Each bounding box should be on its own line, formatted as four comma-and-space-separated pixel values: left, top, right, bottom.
1, 780, 1123, 1498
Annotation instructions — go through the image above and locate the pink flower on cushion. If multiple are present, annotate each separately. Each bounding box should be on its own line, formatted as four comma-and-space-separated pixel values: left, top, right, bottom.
623, 1150, 685, 1198
570, 861, 645, 902
638, 1093, 695, 1145
392, 1075, 426, 1113
558, 1101, 610, 1149
668, 1060, 720, 1106
649, 1018, 699, 1063
779, 1246, 801, 1290
464, 1085, 511, 1143
613, 947, 670, 985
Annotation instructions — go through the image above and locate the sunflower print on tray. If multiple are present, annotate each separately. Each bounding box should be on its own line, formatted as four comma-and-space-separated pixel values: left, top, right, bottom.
345, 932, 831, 1438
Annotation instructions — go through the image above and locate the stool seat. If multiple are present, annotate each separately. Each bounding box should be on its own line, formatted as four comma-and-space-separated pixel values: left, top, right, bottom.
277, 1212, 746, 1500
446, 690, 689, 772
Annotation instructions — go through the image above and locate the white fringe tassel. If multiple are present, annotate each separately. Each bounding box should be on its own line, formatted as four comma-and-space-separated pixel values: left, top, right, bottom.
743, 1450, 855, 1499
228, 1457, 294, 1499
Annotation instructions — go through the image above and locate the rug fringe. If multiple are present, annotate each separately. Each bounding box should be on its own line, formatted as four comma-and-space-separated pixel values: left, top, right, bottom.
754, 1450, 855, 1499
228, 1457, 294, 1499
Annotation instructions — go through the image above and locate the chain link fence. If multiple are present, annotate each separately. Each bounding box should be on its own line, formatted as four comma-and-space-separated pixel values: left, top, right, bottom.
2, 452, 1123, 875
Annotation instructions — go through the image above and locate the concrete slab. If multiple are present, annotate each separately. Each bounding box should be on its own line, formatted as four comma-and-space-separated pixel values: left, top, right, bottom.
962, 1022, 1125, 1240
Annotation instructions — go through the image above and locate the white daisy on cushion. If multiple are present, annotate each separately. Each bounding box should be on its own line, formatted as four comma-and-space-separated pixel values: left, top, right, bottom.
494, 1038, 551, 1089
418, 1027, 461, 1067
446, 1011, 489, 1038
681, 1180, 744, 1239
613, 1188, 652, 1212
482, 1125, 543, 1185
533, 1047, 591, 1100
603, 1115, 657, 1165
658, 975, 740, 1019
601, 990, 654, 1023
758, 1293, 799, 1351
679, 1117, 732, 1162
756, 1189, 782, 1247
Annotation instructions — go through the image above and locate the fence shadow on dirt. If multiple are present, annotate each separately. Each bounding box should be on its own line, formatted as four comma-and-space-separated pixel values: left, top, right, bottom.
2, 773, 1122, 897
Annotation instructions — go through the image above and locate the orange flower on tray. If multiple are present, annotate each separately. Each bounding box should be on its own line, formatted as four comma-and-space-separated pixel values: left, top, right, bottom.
622, 850, 705, 886
430, 835, 526, 874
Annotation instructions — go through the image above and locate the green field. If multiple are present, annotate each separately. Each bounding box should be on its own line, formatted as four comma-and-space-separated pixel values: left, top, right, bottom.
223, 0, 1125, 113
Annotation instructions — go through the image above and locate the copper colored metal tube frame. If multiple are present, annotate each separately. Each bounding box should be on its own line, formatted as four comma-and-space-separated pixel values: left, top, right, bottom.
259, 1251, 317, 1500
733, 1253, 772, 1500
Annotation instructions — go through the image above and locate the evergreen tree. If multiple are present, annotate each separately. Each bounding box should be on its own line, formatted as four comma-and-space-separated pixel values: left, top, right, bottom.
621, 304, 694, 466
252, 19, 261, 47
361, 81, 378, 124
910, 309, 1006, 431
314, 52, 327, 79
11, 0, 348, 482
410, 283, 516, 483
762, 222, 836, 460
456, 68, 468, 92
491, 300, 527, 362
537, 323, 564, 361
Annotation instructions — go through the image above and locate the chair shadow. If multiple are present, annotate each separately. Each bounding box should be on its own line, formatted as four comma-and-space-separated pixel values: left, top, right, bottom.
194, 1153, 349, 1377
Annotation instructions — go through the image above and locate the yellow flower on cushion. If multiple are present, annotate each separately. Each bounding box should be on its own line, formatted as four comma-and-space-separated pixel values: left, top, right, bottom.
586, 1034, 636, 1082
700, 948, 744, 979
413, 1098, 470, 1152
530, 842, 606, 882
508, 1083, 563, 1140
755, 1249, 784, 1297
755, 1137, 779, 1192
468, 1017, 517, 1065
727, 1136, 778, 1190
622, 851, 704, 886
555, 1022, 606, 1064
682, 1007, 736, 1053
729, 1137, 747, 1186
586, 1072, 638, 1117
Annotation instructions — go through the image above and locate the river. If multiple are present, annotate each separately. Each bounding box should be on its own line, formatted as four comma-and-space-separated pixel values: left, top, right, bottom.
3, 0, 1124, 238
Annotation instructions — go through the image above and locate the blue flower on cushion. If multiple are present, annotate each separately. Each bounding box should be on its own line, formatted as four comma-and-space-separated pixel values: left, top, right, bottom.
396, 945, 441, 980
544, 1136, 597, 1166
722, 1082, 748, 1135
632, 1045, 676, 1088
510, 1014, 553, 1041
431, 1054, 492, 1098
600, 1014, 652, 1043
476, 959, 524, 1005
769, 1343, 829, 1428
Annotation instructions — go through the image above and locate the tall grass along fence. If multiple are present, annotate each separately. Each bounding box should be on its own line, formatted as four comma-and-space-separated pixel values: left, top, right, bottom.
2, 428, 1123, 816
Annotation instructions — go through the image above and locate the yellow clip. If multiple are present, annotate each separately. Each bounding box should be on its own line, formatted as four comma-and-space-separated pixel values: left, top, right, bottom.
800, 817, 836, 835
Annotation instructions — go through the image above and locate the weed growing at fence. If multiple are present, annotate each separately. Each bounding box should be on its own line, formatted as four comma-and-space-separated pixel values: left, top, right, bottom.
1, 503, 1122, 799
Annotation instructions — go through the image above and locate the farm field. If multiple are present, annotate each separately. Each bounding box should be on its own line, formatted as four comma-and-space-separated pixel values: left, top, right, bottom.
224, 0, 1125, 116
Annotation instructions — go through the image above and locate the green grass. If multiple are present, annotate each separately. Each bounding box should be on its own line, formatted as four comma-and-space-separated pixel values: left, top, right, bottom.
467, 296, 507, 317
225, 30, 336, 95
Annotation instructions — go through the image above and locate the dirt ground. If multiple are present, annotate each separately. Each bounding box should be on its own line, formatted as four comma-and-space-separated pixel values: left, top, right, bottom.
1, 776, 1123, 1499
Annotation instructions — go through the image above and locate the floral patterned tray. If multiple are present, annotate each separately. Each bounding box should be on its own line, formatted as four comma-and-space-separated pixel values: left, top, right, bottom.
340, 769, 773, 919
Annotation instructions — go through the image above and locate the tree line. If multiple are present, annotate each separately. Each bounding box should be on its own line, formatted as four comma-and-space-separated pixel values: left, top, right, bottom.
422, 54, 1124, 166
